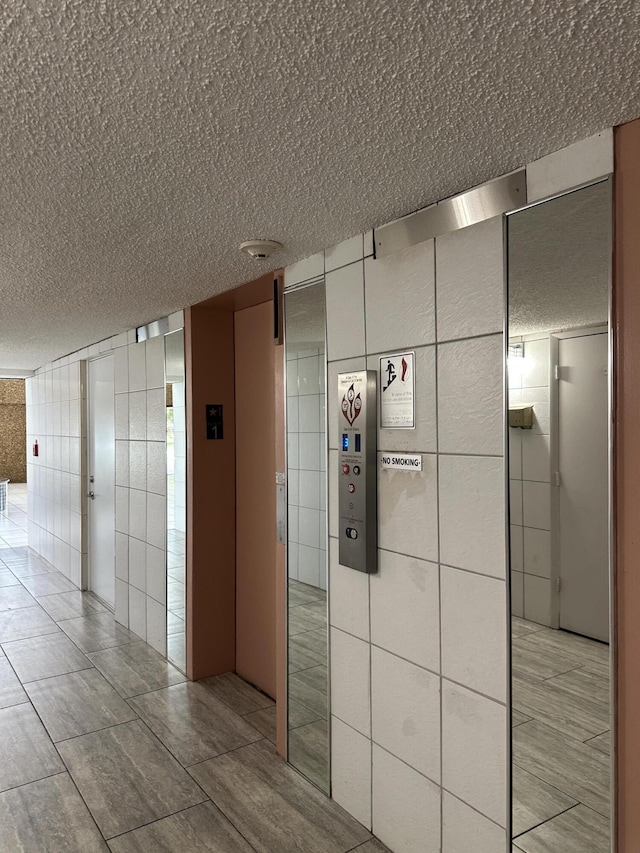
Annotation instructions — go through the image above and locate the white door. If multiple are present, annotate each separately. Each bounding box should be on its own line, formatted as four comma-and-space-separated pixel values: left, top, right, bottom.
88, 355, 115, 608
558, 332, 609, 641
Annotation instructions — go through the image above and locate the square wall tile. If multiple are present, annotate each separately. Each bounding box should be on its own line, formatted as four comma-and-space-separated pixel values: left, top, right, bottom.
371, 646, 440, 782
284, 252, 324, 287
441, 566, 507, 702
299, 470, 320, 510
115, 578, 129, 628
326, 262, 365, 361
128, 489, 146, 542
328, 358, 366, 450
442, 791, 506, 853
329, 538, 369, 641
115, 394, 129, 441
436, 215, 504, 341
523, 527, 552, 578
146, 442, 166, 496
522, 480, 551, 530
442, 680, 507, 827
365, 240, 435, 353
523, 574, 553, 626
146, 544, 166, 604
369, 345, 437, 454
330, 627, 370, 737
509, 429, 522, 479
298, 544, 321, 587
115, 532, 129, 582
115, 441, 129, 488
114, 346, 128, 394
522, 337, 549, 389
129, 391, 146, 441
298, 394, 320, 432
298, 507, 320, 549
370, 550, 439, 672
510, 480, 523, 526
325, 234, 364, 271
115, 487, 129, 535
299, 434, 321, 471
378, 455, 438, 563
511, 569, 524, 618
437, 335, 504, 456
146, 596, 167, 657
128, 537, 146, 592
146, 492, 166, 549
146, 389, 166, 442
510, 524, 524, 572
127, 343, 147, 392
128, 586, 147, 640
128, 442, 147, 492
521, 385, 551, 435
372, 744, 441, 853
439, 455, 506, 578
331, 716, 371, 830
145, 336, 165, 390
522, 433, 551, 482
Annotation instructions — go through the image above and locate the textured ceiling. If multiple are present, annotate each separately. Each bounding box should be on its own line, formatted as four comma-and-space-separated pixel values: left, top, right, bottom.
1, 0, 639, 369
508, 181, 610, 335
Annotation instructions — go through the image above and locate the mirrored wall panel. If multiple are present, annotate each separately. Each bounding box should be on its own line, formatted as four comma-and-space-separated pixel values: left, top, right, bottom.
284, 281, 329, 792
165, 329, 186, 672
507, 181, 612, 851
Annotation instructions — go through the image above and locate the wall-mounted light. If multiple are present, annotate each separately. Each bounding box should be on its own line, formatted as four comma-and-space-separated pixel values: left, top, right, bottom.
508, 342, 527, 384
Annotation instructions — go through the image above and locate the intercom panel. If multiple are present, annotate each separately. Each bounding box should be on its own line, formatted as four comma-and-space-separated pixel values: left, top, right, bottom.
338, 370, 377, 573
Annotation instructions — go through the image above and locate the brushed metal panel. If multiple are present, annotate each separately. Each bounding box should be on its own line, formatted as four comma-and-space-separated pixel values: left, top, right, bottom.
374, 170, 526, 258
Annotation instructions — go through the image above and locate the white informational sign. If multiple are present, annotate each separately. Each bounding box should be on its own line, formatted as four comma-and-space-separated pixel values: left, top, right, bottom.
380, 351, 415, 429
380, 453, 422, 471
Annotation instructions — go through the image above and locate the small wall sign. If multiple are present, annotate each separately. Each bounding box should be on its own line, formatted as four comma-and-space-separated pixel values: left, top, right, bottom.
380, 453, 422, 471
206, 404, 224, 440
380, 351, 415, 429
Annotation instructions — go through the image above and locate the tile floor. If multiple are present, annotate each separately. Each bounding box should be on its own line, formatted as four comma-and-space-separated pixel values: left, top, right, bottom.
287, 579, 329, 791
0, 487, 382, 852
512, 616, 611, 853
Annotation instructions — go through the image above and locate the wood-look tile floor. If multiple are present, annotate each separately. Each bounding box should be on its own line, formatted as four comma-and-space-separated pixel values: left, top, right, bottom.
0, 544, 379, 852
287, 579, 329, 790
512, 617, 611, 852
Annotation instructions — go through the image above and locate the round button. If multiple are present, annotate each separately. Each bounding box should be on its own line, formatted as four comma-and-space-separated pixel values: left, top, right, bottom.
353, 465, 361, 475
342, 463, 350, 474
345, 527, 358, 540
348, 483, 355, 494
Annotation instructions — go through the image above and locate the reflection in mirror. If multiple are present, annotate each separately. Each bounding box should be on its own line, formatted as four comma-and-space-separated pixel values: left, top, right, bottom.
284, 281, 329, 792
165, 329, 186, 672
507, 182, 612, 851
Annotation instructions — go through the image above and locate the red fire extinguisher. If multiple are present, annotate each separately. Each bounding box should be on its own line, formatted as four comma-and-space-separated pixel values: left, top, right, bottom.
33, 439, 38, 457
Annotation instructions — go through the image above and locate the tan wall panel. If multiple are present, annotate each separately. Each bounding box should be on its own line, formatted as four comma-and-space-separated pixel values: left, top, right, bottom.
0, 380, 26, 483
614, 117, 640, 851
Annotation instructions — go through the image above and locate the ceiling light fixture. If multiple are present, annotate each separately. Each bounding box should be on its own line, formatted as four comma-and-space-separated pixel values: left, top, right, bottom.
240, 239, 283, 260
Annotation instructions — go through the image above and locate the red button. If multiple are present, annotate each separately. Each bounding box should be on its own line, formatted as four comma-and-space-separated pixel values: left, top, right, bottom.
342, 464, 350, 474
348, 483, 355, 493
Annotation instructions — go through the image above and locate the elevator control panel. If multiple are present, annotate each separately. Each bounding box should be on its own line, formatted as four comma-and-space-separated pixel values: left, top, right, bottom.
338, 371, 377, 573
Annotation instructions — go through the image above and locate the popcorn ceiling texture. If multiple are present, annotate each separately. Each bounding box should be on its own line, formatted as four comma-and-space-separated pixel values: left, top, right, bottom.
0, 0, 638, 369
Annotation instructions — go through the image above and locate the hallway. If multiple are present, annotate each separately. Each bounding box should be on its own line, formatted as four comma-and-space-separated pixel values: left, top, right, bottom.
0, 493, 383, 852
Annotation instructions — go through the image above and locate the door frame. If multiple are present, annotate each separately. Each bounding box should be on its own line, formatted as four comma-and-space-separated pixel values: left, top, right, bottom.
84, 352, 116, 607
549, 324, 609, 630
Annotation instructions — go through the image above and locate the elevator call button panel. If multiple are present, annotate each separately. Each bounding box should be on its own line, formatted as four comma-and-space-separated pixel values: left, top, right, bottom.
338, 370, 377, 573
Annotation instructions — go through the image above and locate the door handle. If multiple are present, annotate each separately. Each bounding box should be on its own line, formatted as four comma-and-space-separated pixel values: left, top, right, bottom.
87, 491, 95, 500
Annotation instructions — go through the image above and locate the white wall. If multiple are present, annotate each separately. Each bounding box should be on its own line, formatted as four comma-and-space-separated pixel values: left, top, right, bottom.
286, 345, 327, 590
509, 334, 554, 626
284, 129, 613, 853
26, 312, 184, 657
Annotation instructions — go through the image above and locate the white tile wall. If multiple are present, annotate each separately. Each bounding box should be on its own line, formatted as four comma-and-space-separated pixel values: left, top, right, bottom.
442, 680, 507, 827
304, 216, 509, 850
287, 346, 327, 590
372, 745, 441, 853
509, 334, 554, 626
331, 717, 371, 829
442, 791, 506, 853
27, 322, 175, 659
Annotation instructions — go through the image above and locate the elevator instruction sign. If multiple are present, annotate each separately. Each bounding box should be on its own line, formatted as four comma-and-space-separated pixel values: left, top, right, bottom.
380, 352, 415, 429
